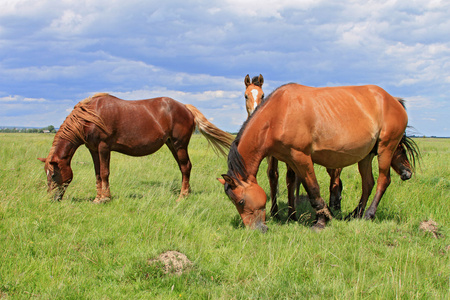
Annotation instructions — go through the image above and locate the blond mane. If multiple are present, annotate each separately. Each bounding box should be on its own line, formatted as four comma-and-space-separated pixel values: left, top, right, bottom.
48, 94, 110, 157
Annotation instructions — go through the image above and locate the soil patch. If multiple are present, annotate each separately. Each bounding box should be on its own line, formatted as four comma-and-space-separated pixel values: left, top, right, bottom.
419, 219, 441, 238
149, 251, 193, 275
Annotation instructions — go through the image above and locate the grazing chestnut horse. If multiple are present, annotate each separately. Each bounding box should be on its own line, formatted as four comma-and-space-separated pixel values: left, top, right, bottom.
219, 83, 419, 232
39, 93, 234, 202
245, 75, 343, 220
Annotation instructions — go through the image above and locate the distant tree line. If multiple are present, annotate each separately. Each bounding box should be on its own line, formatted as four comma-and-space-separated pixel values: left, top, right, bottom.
0, 125, 56, 133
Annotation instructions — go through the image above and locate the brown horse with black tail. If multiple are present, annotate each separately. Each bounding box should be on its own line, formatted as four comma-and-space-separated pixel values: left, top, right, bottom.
219, 83, 419, 232
39, 93, 234, 203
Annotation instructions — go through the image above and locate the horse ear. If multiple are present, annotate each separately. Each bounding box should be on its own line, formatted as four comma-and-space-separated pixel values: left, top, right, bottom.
244, 74, 251, 87
220, 174, 237, 188
258, 74, 264, 87
37, 157, 46, 163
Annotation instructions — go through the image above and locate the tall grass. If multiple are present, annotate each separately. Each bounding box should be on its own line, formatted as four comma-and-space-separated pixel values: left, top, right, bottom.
0, 134, 449, 299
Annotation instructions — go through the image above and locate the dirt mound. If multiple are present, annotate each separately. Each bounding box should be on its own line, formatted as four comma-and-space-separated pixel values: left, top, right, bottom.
419, 219, 441, 238
149, 251, 193, 275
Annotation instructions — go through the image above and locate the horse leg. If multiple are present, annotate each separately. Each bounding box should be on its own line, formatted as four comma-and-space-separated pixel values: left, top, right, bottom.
89, 149, 102, 202
290, 151, 332, 230
346, 154, 375, 219
267, 156, 280, 219
327, 168, 343, 213
166, 140, 192, 201
286, 165, 298, 221
93, 144, 111, 204
364, 149, 394, 220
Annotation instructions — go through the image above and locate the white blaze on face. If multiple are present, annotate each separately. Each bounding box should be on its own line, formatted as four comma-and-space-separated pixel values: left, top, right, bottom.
251, 89, 259, 111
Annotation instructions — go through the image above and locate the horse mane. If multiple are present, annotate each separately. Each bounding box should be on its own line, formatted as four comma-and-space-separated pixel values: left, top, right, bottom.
394, 97, 420, 171
395, 97, 406, 109
227, 84, 291, 180
49, 93, 110, 156
400, 134, 420, 171
251, 76, 263, 87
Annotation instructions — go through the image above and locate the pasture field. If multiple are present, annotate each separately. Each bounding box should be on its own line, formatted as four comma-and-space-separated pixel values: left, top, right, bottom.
0, 133, 449, 299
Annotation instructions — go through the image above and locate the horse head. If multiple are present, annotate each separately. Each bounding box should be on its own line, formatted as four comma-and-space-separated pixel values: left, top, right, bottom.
244, 74, 264, 117
38, 156, 73, 201
390, 144, 412, 180
391, 136, 420, 181
218, 174, 268, 233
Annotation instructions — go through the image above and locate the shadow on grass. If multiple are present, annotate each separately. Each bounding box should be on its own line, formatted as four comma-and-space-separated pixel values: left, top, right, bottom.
230, 215, 246, 230
228, 191, 407, 231
70, 196, 93, 203
228, 194, 316, 230
267, 194, 316, 227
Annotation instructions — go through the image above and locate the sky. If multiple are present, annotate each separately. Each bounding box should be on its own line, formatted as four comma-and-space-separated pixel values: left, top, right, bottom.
1, 0, 449, 136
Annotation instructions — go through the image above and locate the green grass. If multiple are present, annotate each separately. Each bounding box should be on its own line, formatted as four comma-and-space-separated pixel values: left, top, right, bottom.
0, 133, 449, 299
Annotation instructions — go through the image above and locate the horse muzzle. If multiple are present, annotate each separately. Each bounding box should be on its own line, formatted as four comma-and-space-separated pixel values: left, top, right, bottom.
245, 209, 268, 233
254, 221, 268, 233
51, 184, 68, 201
400, 170, 412, 181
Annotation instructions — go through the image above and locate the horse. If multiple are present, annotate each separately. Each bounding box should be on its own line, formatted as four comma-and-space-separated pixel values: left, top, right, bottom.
244, 74, 343, 220
38, 93, 234, 203
219, 83, 419, 232
244, 74, 265, 117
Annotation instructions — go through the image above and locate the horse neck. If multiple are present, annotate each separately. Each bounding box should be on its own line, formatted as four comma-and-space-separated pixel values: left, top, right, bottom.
49, 137, 80, 165
236, 120, 271, 182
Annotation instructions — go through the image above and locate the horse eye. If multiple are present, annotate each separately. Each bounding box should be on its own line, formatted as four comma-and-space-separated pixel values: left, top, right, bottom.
238, 199, 245, 206
261, 94, 265, 99
245, 94, 248, 99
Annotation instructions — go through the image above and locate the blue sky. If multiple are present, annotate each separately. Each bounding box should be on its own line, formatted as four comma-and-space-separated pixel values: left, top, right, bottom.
1, 0, 449, 136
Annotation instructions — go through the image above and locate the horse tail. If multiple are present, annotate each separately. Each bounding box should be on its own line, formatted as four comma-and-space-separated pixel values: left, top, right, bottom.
185, 104, 234, 156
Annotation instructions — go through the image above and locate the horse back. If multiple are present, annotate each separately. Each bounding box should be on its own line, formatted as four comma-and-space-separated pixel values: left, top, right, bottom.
85, 94, 195, 155
261, 84, 408, 167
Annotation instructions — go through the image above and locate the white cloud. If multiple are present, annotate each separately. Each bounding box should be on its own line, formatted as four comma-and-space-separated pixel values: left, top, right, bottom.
0, 95, 47, 103
0, 95, 20, 102
0, 0, 449, 135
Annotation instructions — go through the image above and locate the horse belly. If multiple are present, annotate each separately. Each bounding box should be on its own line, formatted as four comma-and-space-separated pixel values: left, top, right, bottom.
110, 115, 170, 156
310, 128, 378, 168
113, 137, 166, 156
311, 147, 370, 169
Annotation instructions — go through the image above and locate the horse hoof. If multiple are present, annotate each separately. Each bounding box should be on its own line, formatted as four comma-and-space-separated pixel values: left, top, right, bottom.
364, 213, 375, 220
93, 197, 110, 204
345, 209, 363, 221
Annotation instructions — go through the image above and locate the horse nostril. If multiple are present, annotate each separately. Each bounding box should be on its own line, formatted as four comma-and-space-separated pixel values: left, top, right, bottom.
401, 171, 412, 181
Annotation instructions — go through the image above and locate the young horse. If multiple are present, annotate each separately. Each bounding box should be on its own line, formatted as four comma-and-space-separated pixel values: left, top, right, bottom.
245, 74, 343, 220
219, 83, 419, 232
244, 74, 265, 117
39, 93, 234, 203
